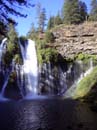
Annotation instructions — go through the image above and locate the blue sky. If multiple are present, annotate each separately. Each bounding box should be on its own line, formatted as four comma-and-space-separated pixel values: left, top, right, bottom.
14, 0, 91, 36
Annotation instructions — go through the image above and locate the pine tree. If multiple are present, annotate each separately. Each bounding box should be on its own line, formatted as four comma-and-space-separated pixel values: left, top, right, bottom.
3, 23, 20, 66
0, 0, 34, 23
36, 3, 46, 32
39, 8, 46, 32
47, 16, 55, 30
0, 0, 34, 35
90, 0, 97, 21
79, 1, 87, 22
0, 22, 7, 38
7, 23, 18, 54
54, 13, 63, 26
7, 23, 18, 44
36, 2, 42, 31
63, 0, 87, 24
27, 23, 37, 40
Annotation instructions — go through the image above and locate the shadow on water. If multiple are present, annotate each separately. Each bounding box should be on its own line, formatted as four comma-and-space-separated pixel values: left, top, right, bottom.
0, 98, 97, 130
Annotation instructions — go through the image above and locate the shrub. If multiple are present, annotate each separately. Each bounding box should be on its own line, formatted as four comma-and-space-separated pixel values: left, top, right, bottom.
45, 31, 55, 43
36, 39, 58, 64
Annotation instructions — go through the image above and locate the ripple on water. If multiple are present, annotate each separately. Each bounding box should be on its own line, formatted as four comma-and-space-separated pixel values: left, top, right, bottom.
0, 99, 97, 130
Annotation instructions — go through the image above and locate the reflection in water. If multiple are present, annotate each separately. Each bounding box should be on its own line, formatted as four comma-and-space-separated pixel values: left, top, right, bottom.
0, 99, 97, 130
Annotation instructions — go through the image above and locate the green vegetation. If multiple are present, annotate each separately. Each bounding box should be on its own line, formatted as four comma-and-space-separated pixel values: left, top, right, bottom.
19, 36, 27, 47
47, 16, 55, 30
89, 0, 97, 21
75, 53, 97, 65
62, 0, 87, 24
27, 24, 38, 40
75, 53, 97, 60
36, 3, 46, 32
0, 0, 34, 36
36, 39, 58, 64
47, 13, 63, 30
3, 23, 23, 67
45, 31, 55, 43
74, 66, 97, 99
0, 22, 7, 37
19, 36, 27, 42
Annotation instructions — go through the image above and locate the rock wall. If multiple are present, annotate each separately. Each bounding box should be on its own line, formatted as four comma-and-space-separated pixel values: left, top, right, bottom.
53, 22, 97, 58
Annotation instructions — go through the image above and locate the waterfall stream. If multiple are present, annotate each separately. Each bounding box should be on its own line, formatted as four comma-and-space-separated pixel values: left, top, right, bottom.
19, 39, 38, 98
0, 38, 95, 100
0, 38, 7, 69
65, 59, 94, 98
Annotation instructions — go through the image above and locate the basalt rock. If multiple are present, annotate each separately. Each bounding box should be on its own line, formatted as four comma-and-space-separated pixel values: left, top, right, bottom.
52, 22, 97, 59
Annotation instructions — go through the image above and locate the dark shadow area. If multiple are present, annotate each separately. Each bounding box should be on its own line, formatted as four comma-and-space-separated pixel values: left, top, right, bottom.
0, 98, 97, 130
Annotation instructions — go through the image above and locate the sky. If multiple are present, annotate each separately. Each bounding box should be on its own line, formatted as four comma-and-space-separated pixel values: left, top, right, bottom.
14, 0, 91, 36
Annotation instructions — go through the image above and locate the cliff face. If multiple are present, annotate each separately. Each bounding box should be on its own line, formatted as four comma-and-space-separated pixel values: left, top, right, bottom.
52, 22, 97, 58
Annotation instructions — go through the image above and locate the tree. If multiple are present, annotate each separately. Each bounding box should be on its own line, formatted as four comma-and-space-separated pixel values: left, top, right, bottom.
54, 13, 63, 26
3, 23, 20, 66
39, 8, 46, 32
45, 31, 55, 43
89, 0, 97, 21
27, 23, 37, 40
63, 0, 87, 24
0, 0, 34, 35
7, 22, 20, 57
47, 14, 63, 30
0, 0, 34, 23
79, 1, 87, 22
47, 16, 55, 30
7, 23, 18, 45
0, 22, 7, 39
36, 3, 46, 32
36, 2, 41, 31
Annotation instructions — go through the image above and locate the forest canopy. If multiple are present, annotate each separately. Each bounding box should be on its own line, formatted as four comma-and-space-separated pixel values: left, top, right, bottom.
0, 0, 34, 35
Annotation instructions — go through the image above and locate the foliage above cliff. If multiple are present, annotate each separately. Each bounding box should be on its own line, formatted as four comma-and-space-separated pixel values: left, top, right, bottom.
89, 0, 97, 21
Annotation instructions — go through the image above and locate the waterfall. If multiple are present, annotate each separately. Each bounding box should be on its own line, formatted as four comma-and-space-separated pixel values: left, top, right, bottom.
59, 68, 67, 95
15, 64, 24, 97
0, 38, 9, 99
65, 59, 94, 98
0, 38, 7, 69
1, 70, 10, 96
38, 63, 68, 95
0, 59, 15, 97
0, 38, 95, 100
84, 58, 93, 77
19, 39, 38, 97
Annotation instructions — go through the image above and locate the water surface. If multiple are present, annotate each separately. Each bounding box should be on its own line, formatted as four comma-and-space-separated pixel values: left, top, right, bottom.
0, 98, 97, 130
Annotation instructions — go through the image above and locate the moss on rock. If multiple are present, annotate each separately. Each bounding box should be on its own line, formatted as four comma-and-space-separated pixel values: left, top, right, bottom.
74, 66, 97, 99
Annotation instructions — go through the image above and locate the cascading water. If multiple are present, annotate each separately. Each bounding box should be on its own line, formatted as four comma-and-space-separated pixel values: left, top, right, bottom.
0, 38, 12, 100
19, 39, 38, 97
64, 59, 94, 98
1, 69, 10, 96
0, 38, 7, 69
0, 38, 96, 100
38, 63, 67, 95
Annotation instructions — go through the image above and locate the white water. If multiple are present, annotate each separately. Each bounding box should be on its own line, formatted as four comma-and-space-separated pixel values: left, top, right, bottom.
15, 64, 24, 97
65, 59, 94, 98
84, 58, 93, 77
0, 38, 95, 100
0, 38, 7, 68
20, 39, 38, 97
1, 71, 10, 96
